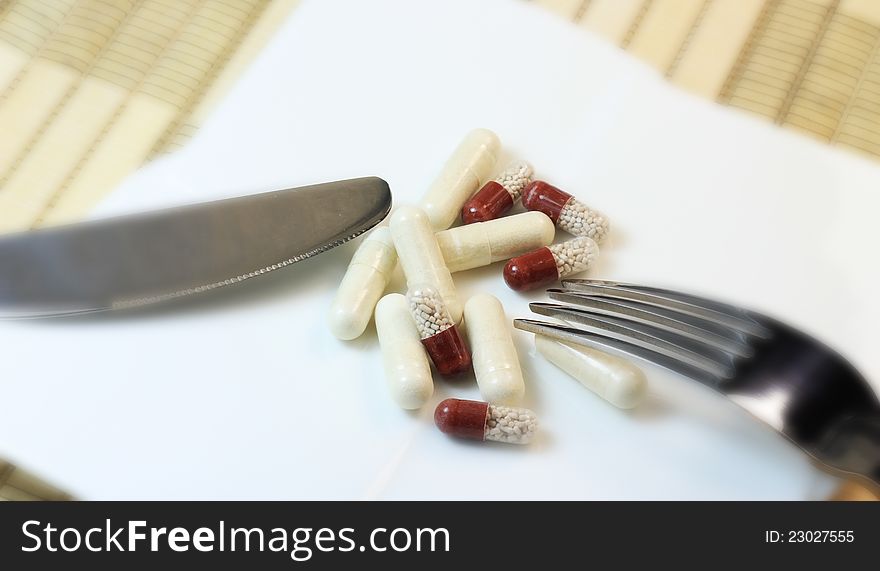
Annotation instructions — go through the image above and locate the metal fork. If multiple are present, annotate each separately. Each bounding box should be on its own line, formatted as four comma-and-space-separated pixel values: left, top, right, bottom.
513, 279, 880, 493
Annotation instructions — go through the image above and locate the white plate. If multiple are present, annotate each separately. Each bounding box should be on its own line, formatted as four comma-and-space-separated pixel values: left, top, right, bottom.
2, 0, 879, 499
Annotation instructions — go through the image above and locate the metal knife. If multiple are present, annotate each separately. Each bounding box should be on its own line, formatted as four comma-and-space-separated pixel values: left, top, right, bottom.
0, 177, 391, 317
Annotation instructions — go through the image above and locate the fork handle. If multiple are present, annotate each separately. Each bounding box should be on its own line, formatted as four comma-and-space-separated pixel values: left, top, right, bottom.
830, 481, 879, 501
820, 412, 880, 499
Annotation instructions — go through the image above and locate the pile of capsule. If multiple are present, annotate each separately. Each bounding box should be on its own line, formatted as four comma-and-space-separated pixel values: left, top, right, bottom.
329, 129, 638, 445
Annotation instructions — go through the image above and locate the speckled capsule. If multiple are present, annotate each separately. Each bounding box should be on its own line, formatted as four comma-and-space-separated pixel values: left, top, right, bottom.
503, 237, 598, 291
465, 293, 525, 405
408, 285, 471, 376
390, 205, 462, 323
522, 180, 609, 244
436, 211, 555, 273
420, 129, 500, 230
434, 398, 538, 444
461, 161, 533, 224
535, 336, 646, 409
375, 293, 434, 410
328, 227, 397, 340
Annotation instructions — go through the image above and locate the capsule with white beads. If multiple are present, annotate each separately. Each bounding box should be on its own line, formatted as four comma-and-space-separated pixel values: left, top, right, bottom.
535, 336, 646, 409
434, 398, 537, 444
503, 236, 598, 291
420, 129, 501, 230
408, 285, 471, 376
328, 227, 397, 340
375, 293, 433, 409
436, 211, 555, 273
390, 205, 462, 323
461, 160, 533, 224
464, 293, 525, 405
522, 180, 609, 244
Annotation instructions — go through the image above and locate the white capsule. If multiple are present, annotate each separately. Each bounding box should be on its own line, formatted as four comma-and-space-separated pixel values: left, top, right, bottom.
436, 211, 555, 273
328, 227, 397, 340
420, 128, 501, 230
375, 294, 433, 409
390, 206, 462, 323
535, 335, 646, 409
465, 294, 525, 405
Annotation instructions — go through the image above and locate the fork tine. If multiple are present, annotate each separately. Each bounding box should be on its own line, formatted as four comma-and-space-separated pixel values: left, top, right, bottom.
513, 318, 724, 387
545, 290, 754, 358
548, 288, 754, 342
529, 302, 738, 376
561, 279, 770, 338
526, 301, 736, 378
563, 279, 749, 314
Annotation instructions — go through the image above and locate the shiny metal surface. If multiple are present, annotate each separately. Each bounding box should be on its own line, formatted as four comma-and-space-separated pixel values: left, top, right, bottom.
516, 279, 880, 490
544, 291, 754, 358
561, 280, 769, 337
0, 177, 391, 316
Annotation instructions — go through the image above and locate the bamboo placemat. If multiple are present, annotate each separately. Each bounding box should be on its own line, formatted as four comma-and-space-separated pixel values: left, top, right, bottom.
535, 0, 880, 160
0, 460, 71, 501
3, 0, 878, 500
0, 0, 298, 234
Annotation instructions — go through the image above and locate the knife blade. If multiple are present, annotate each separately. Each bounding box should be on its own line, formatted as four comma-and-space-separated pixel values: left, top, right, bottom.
0, 177, 391, 317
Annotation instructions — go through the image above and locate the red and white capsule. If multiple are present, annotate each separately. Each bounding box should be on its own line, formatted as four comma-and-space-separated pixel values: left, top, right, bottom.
434, 398, 538, 444
503, 236, 598, 291
408, 285, 472, 375
461, 161, 533, 224
522, 180, 609, 244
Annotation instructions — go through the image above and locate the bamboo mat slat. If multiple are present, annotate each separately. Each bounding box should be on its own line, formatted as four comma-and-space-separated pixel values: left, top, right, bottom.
0, 460, 72, 501
0, 0, 299, 234
535, 0, 880, 159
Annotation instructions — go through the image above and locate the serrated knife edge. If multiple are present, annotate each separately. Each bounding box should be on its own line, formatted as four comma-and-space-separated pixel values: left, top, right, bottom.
111, 226, 375, 310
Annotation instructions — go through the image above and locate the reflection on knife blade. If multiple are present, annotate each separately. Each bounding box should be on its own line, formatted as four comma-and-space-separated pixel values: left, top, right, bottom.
0, 177, 391, 317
